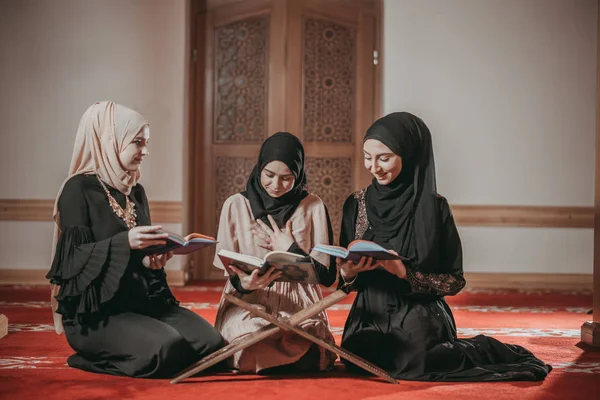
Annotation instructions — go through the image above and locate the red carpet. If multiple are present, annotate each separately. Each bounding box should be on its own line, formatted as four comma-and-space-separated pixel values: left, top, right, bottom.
1, 282, 599, 400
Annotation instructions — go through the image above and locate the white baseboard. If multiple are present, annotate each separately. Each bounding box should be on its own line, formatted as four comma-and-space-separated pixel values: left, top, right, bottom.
0, 268, 188, 287
0, 269, 592, 291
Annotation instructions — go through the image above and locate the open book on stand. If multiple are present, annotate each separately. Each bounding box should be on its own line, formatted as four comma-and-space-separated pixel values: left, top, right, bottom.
312, 240, 408, 263
217, 249, 319, 284
144, 231, 217, 255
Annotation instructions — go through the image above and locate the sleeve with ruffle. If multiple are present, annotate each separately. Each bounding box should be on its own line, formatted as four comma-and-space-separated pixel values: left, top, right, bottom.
46, 177, 131, 319
47, 226, 130, 317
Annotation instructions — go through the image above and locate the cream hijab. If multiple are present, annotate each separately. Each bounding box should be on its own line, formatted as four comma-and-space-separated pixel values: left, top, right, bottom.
50, 101, 149, 334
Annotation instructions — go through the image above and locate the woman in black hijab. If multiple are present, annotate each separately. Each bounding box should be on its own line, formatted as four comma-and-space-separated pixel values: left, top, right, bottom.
213, 132, 338, 374
337, 112, 551, 381
244, 131, 310, 228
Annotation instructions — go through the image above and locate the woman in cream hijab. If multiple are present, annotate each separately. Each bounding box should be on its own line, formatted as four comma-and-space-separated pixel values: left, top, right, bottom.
46, 101, 223, 378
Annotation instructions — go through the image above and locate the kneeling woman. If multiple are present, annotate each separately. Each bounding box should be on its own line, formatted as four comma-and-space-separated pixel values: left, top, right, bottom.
338, 112, 551, 381
47, 101, 223, 378
214, 132, 338, 374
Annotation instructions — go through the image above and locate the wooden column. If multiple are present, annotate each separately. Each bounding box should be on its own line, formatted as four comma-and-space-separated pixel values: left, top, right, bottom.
0, 314, 7, 339
581, 1, 600, 348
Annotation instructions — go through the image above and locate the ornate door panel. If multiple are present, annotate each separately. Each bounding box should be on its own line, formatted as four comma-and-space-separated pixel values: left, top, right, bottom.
190, 0, 380, 280
286, 0, 378, 241
192, 0, 288, 280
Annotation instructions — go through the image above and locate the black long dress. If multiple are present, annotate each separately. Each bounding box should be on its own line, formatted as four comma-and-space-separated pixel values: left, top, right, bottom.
339, 189, 552, 381
46, 174, 224, 378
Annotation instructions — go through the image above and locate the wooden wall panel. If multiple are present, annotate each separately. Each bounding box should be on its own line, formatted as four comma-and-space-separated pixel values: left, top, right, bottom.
0, 199, 183, 223
1, 199, 593, 230
213, 15, 269, 143
451, 205, 594, 229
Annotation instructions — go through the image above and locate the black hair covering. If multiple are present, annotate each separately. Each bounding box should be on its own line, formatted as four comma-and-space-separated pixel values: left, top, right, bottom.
242, 132, 308, 229
363, 112, 441, 272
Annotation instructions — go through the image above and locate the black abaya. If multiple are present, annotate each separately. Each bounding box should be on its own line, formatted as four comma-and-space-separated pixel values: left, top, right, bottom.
339, 189, 551, 381
47, 174, 223, 378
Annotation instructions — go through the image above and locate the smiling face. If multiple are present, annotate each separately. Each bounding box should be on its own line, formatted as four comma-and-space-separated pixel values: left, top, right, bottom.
363, 138, 403, 185
260, 160, 296, 198
119, 125, 150, 172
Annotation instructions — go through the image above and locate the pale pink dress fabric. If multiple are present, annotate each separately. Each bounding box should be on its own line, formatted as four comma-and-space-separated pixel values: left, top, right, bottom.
214, 193, 337, 372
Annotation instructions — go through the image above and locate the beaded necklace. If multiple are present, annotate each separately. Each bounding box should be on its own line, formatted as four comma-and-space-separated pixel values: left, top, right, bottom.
96, 175, 137, 229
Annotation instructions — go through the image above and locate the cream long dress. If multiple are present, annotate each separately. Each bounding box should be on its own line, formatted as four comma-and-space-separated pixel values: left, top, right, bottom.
214, 193, 337, 373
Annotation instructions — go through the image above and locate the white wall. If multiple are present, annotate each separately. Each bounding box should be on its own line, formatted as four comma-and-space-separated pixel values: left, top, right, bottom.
0, 0, 596, 275
0, 0, 188, 270
383, 0, 597, 273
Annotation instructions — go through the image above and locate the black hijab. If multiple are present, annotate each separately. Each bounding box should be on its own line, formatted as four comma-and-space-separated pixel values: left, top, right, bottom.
242, 132, 309, 229
364, 112, 441, 273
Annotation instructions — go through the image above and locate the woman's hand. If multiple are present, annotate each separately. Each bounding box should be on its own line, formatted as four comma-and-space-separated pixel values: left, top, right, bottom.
337, 256, 378, 281
251, 215, 296, 252
380, 250, 407, 279
142, 251, 173, 270
229, 265, 282, 291
128, 225, 168, 250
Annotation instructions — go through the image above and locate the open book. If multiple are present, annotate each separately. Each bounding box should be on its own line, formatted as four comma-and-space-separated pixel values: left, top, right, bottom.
217, 249, 319, 285
312, 240, 408, 263
144, 231, 217, 255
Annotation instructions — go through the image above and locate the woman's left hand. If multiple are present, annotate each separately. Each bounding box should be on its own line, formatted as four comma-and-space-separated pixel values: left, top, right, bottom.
252, 215, 296, 252
381, 250, 407, 279
142, 251, 174, 270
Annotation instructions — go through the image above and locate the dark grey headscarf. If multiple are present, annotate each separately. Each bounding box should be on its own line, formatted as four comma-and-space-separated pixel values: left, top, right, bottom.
364, 112, 440, 272
242, 132, 308, 229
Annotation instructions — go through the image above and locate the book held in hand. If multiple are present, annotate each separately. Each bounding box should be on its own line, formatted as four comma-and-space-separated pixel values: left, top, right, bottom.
312, 240, 408, 263
144, 231, 217, 255
217, 249, 319, 284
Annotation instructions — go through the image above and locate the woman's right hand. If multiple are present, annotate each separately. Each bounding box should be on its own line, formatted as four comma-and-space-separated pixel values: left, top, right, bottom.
338, 256, 378, 281
229, 265, 282, 291
128, 225, 169, 250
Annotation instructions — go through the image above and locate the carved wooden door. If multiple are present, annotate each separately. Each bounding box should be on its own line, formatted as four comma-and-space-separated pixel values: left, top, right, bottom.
190, 0, 380, 280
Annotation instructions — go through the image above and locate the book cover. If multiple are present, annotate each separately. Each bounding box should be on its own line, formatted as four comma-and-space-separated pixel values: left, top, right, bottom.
144, 231, 217, 255
312, 240, 407, 263
217, 249, 319, 284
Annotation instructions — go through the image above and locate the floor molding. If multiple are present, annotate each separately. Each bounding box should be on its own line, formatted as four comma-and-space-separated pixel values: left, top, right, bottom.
0, 270, 592, 291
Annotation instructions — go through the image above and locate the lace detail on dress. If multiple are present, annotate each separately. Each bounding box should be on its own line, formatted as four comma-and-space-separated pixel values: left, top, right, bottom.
405, 267, 466, 296
337, 189, 369, 294
353, 189, 368, 240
